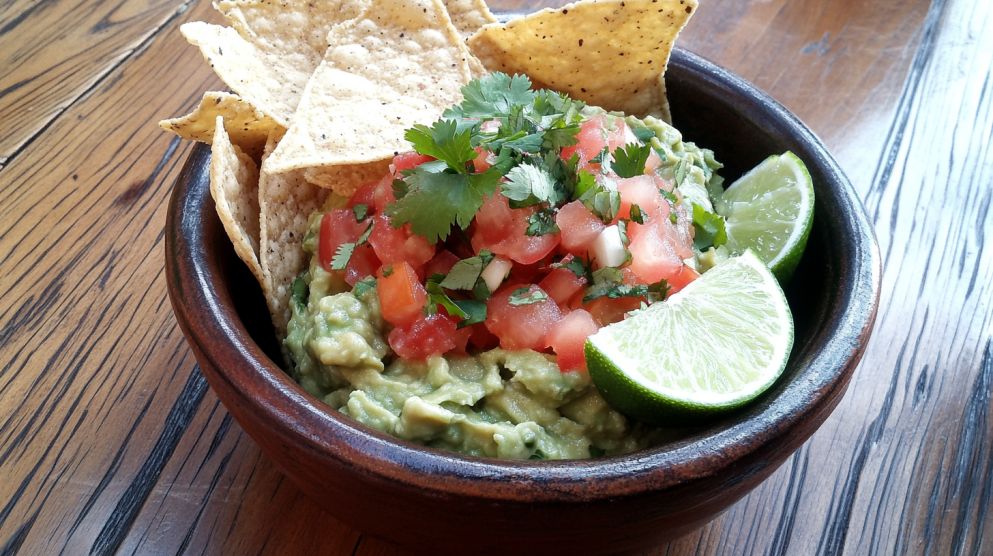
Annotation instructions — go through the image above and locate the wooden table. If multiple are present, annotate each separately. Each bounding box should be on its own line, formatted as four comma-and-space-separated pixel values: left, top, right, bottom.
1, 0, 990, 553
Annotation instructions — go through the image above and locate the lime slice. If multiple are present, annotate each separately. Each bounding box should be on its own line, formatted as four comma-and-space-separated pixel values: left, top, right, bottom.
717, 151, 814, 284
585, 250, 793, 425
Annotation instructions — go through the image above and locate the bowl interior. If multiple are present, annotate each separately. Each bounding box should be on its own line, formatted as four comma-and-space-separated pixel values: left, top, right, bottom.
168, 46, 878, 497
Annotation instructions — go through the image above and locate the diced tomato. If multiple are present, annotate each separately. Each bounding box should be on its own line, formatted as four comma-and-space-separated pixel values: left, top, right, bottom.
560, 115, 609, 170
472, 147, 492, 173
471, 192, 560, 265
605, 117, 638, 153
485, 284, 563, 351
388, 313, 458, 361
584, 296, 642, 327
538, 267, 586, 307
319, 209, 369, 272
344, 244, 381, 286
626, 218, 693, 284
348, 181, 378, 211
392, 152, 435, 172
468, 322, 499, 351
555, 200, 605, 255
368, 213, 436, 271
372, 174, 397, 213
667, 264, 700, 294
509, 261, 540, 284
377, 262, 428, 326
544, 309, 600, 372
645, 149, 664, 173
424, 249, 460, 278
615, 175, 670, 221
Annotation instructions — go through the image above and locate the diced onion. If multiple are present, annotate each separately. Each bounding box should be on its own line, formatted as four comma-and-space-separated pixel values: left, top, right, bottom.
481, 256, 513, 292
591, 226, 628, 268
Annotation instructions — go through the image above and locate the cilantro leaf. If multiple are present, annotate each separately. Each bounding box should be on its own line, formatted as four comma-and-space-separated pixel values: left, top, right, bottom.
578, 179, 621, 223
631, 126, 655, 142
353, 204, 369, 222
629, 204, 646, 224
559, 257, 588, 278
291, 276, 308, 310
502, 163, 556, 205
446, 72, 536, 120
386, 167, 501, 244
405, 120, 476, 171
425, 281, 469, 319
440, 250, 494, 290
352, 276, 377, 298
583, 273, 669, 303
330, 243, 355, 271
453, 299, 487, 327
691, 204, 728, 250
612, 143, 652, 178
525, 208, 560, 236
572, 169, 597, 200
508, 286, 549, 306
590, 147, 612, 175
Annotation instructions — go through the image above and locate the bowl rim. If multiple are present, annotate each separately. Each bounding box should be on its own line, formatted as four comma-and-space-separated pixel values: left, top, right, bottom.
165, 45, 881, 504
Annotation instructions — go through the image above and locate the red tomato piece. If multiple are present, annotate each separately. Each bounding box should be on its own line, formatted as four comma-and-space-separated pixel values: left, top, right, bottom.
471, 192, 560, 265
560, 115, 609, 170
392, 152, 435, 172
372, 174, 397, 213
344, 244, 381, 286
615, 175, 670, 221
666, 264, 700, 294
584, 296, 643, 327
368, 213, 436, 271
468, 322, 499, 351
485, 284, 564, 351
319, 209, 369, 272
555, 200, 605, 255
538, 267, 586, 307
377, 262, 428, 326
424, 249, 460, 278
348, 181, 378, 211
605, 117, 638, 153
449, 326, 473, 356
472, 147, 493, 173
388, 313, 458, 361
626, 217, 693, 284
544, 309, 600, 372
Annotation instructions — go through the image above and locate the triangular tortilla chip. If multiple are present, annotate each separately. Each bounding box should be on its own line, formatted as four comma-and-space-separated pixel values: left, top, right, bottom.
180, 0, 367, 127
258, 133, 330, 349
158, 91, 280, 160
210, 116, 263, 281
468, 0, 697, 117
303, 159, 393, 196
442, 0, 496, 40
262, 0, 473, 174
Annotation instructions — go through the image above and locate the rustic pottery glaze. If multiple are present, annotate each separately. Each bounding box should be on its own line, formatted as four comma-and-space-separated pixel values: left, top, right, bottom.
165, 47, 881, 555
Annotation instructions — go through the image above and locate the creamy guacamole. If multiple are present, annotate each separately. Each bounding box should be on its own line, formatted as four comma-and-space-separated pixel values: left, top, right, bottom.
284, 252, 670, 459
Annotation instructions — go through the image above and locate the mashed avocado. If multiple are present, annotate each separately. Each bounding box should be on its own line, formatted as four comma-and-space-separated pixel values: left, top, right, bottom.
284, 251, 666, 459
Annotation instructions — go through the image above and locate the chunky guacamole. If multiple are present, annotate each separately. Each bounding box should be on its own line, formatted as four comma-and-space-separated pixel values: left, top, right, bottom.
283, 75, 728, 459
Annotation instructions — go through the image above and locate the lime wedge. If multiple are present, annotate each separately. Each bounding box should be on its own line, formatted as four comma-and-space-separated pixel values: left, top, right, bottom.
717, 151, 814, 284
585, 250, 793, 425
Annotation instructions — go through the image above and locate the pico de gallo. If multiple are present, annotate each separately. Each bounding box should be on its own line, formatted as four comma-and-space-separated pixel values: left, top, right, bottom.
284, 73, 727, 459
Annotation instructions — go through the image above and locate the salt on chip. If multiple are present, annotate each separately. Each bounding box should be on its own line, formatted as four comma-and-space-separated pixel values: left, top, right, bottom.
180, 0, 368, 128
468, 0, 697, 118
258, 133, 330, 351
210, 116, 263, 282
303, 159, 393, 196
262, 0, 473, 175
159, 91, 280, 160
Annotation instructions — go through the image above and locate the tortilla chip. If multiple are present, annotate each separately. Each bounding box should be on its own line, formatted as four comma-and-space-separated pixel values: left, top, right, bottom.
180, 0, 367, 127
158, 91, 279, 160
303, 159, 393, 196
262, 0, 472, 174
210, 116, 263, 281
468, 0, 697, 117
442, 0, 496, 40
258, 133, 330, 348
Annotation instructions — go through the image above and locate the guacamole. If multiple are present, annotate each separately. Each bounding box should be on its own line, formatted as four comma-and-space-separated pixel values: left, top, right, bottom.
286, 256, 665, 459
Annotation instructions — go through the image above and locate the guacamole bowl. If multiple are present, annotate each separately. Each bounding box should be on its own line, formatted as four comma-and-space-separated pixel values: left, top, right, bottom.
165, 46, 880, 554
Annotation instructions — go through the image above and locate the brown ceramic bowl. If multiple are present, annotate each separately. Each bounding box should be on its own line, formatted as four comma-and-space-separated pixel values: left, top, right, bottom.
165, 46, 880, 554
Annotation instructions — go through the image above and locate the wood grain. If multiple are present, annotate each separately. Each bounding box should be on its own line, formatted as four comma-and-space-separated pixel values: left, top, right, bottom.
0, 0, 989, 553
0, 0, 211, 167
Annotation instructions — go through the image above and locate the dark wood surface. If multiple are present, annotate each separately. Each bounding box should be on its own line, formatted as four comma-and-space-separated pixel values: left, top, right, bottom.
0, 0, 989, 553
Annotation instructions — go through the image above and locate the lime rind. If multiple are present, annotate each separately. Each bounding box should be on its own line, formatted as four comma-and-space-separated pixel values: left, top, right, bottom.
719, 151, 814, 284
586, 250, 793, 425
